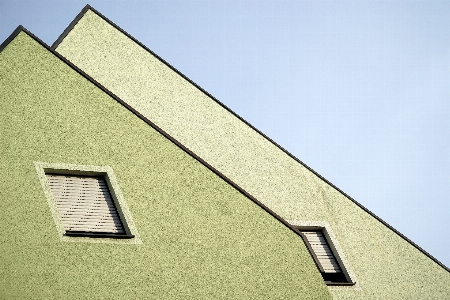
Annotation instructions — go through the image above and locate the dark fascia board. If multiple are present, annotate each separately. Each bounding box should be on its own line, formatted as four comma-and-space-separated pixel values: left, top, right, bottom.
0, 25, 308, 257
52, 5, 91, 49
0, 25, 25, 52
50, 5, 450, 273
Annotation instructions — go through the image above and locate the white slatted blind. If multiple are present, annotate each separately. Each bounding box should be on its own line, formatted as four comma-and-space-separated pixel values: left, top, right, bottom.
303, 231, 341, 273
46, 174, 125, 234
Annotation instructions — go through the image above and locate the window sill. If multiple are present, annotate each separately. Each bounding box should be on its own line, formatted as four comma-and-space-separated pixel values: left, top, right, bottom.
325, 281, 356, 286
65, 231, 135, 239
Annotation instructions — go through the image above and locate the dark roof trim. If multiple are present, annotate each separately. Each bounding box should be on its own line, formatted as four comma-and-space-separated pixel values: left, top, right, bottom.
1, 25, 306, 257
52, 5, 91, 49
0, 25, 24, 52
51, 5, 449, 273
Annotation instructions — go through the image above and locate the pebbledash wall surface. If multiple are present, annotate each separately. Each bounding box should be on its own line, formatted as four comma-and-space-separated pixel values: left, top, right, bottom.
52, 5, 450, 299
0, 30, 331, 299
1, 5, 449, 300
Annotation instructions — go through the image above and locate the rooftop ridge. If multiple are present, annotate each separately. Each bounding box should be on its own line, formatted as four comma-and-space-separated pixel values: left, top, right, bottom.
46, 5, 450, 273
1, 24, 307, 254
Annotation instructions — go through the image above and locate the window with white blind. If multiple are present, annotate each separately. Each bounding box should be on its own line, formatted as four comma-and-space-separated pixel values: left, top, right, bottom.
297, 229, 353, 285
45, 173, 134, 239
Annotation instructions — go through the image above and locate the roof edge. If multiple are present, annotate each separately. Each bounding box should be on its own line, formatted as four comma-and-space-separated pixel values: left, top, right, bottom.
50, 5, 449, 273
51, 4, 92, 49
0, 25, 25, 52
0, 25, 310, 262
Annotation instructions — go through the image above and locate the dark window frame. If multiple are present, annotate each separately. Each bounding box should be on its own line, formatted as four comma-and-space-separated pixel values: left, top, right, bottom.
45, 171, 135, 239
296, 228, 355, 286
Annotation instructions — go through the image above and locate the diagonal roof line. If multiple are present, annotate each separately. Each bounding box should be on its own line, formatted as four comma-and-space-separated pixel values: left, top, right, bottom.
52, 5, 91, 49
50, 5, 449, 273
1, 25, 308, 251
0, 25, 25, 52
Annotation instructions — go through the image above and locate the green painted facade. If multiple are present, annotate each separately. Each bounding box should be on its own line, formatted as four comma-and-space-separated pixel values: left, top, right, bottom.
0, 32, 331, 299
53, 7, 450, 299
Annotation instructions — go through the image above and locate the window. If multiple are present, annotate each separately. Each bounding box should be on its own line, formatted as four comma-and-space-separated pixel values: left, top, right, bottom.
297, 229, 354, 286
46, 173, 133, 238
35, 162, 140, 243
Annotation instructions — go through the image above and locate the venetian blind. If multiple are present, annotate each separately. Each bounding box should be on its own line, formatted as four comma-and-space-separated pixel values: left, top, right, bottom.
46, 174, 124, 234
303, 231, 341, 273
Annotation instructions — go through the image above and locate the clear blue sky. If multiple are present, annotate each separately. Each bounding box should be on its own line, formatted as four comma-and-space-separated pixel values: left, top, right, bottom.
1, 0, 449, 268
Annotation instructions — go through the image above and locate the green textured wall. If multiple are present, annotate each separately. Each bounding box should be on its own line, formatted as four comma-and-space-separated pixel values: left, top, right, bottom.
0, 32, 331, 299
55, 9, 450, 299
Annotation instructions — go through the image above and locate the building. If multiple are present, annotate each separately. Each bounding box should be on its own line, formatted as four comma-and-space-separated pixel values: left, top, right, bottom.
1, 5, 449, 299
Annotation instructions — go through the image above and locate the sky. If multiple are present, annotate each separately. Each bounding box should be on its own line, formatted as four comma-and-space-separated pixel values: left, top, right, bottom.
1, 0, 449, 268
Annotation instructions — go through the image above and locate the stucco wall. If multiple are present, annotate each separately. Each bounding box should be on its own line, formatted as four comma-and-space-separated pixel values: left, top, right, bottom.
0, 32, 331, 299
54, 9, 450, 299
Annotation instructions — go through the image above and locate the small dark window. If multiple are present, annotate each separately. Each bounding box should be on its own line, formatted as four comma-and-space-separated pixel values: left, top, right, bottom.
297, 229, 354, 285
46, 173, 134, 239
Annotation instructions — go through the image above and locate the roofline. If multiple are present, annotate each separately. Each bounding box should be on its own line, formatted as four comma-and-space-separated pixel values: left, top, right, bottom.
0, 25, 25, 52
52, 5, 91, 49
1, 25, 312, 258
50, 5, 449, 272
